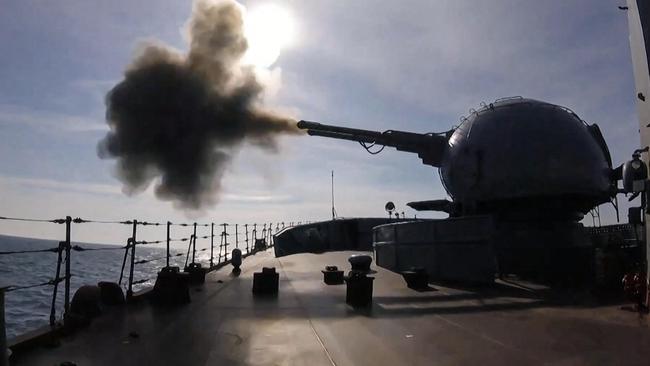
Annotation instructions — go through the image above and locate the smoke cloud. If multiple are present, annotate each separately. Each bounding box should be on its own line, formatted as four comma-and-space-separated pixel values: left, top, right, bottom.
98, 0, 299, 210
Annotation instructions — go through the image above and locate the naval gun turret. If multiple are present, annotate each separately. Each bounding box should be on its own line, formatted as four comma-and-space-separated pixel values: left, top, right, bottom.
299, 97, 615, 221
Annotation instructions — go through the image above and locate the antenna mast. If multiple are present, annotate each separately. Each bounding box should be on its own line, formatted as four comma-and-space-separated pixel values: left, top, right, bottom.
331, 170, 337, 219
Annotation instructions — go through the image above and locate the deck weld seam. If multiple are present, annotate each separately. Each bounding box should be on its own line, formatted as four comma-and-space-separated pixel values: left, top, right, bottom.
309, 319, 337, 366
433, 314, 543, 363
276, 257, 337, 366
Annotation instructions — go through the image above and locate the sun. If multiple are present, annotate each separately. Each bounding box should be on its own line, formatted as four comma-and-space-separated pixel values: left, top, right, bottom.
243, 4, 295, 68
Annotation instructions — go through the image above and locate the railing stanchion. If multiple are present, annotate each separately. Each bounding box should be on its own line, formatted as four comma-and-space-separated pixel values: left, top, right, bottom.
127, 219, 137, 298
50, 242, 64, 326
262, 224, 266, 248
220, 223, 229, 262
63, 216, 72, 315
223, 223, 228, 262
245, 224, 249, 254
1, 286, 7, 366
184, 235, 192, 268
166, 221, 171, 268
235, 224, 239, 249
210, 223, 215, 268
217, 227, 221, 263
192, 222, 197, 264
118, 238, 130, 286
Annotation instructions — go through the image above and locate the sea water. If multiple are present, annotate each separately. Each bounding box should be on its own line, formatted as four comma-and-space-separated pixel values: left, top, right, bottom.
0, 234, 217, 339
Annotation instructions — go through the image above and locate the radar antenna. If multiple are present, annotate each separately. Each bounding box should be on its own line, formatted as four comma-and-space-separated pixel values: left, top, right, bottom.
385, 201, 395, 218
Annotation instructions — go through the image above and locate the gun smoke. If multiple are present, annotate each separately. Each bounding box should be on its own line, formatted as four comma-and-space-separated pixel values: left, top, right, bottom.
98, 0, 299, 210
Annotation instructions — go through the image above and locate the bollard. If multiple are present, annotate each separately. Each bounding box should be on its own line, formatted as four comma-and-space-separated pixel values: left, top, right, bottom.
322, 266, 344, 285
345, 271, 375, 308
348, 254, 373, 272
231, 248, 242, 270
184, 262, 206, 284
154, 267, 190, 305
253, 267, 279, 295
1, 287, 8, 366
400, 268, 429, 290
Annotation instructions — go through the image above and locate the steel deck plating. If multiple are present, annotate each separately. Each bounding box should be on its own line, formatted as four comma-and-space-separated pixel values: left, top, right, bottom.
12, 250, 650, 366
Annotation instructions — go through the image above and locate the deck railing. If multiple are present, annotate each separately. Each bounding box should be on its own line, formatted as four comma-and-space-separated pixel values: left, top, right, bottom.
0, 215, 311, 340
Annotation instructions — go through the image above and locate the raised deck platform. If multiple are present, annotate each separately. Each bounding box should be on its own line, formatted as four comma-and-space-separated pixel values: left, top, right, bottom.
11, 250, 650, 365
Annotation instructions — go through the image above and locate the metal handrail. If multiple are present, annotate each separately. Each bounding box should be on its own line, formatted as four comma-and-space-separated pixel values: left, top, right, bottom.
0, 215, 301, 340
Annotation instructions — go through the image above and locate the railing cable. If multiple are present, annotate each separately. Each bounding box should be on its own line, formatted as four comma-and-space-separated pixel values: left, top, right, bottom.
72, 218, 133, 225
0, 247, 59, 255
6, 277, 65, 293
72, 245, 127, 251
0, 216, 65, 224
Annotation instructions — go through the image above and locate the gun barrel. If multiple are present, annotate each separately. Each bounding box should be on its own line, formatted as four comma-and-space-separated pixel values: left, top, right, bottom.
306, 130, 379, 144
297, 119, 448, 167
298, 120, 383, 139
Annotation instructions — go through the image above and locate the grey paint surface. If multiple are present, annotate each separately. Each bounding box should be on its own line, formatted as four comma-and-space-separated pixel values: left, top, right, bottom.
12, 250, 650, 366
635, 0, 650, 79
440, 98, 611, 212
301, 97, 613, 219
627, 0, 650, 304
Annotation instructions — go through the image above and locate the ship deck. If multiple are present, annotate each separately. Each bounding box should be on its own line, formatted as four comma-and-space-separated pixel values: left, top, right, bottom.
11, 250, 650, 366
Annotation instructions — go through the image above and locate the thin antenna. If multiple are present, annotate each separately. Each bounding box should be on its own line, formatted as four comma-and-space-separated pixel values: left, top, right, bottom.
331, 170, 337, 220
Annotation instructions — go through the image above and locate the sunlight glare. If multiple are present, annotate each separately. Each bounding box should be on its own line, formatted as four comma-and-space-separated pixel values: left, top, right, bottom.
243, 4, 295, 68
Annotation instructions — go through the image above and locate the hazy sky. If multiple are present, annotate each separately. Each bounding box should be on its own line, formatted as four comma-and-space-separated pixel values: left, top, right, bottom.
0, 0, 642, 244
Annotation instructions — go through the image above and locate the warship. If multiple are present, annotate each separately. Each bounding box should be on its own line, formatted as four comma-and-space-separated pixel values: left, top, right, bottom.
2, 1, 650, 365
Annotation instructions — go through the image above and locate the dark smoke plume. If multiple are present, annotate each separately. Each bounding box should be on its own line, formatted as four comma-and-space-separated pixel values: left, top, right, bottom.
98, 0, 299, 209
